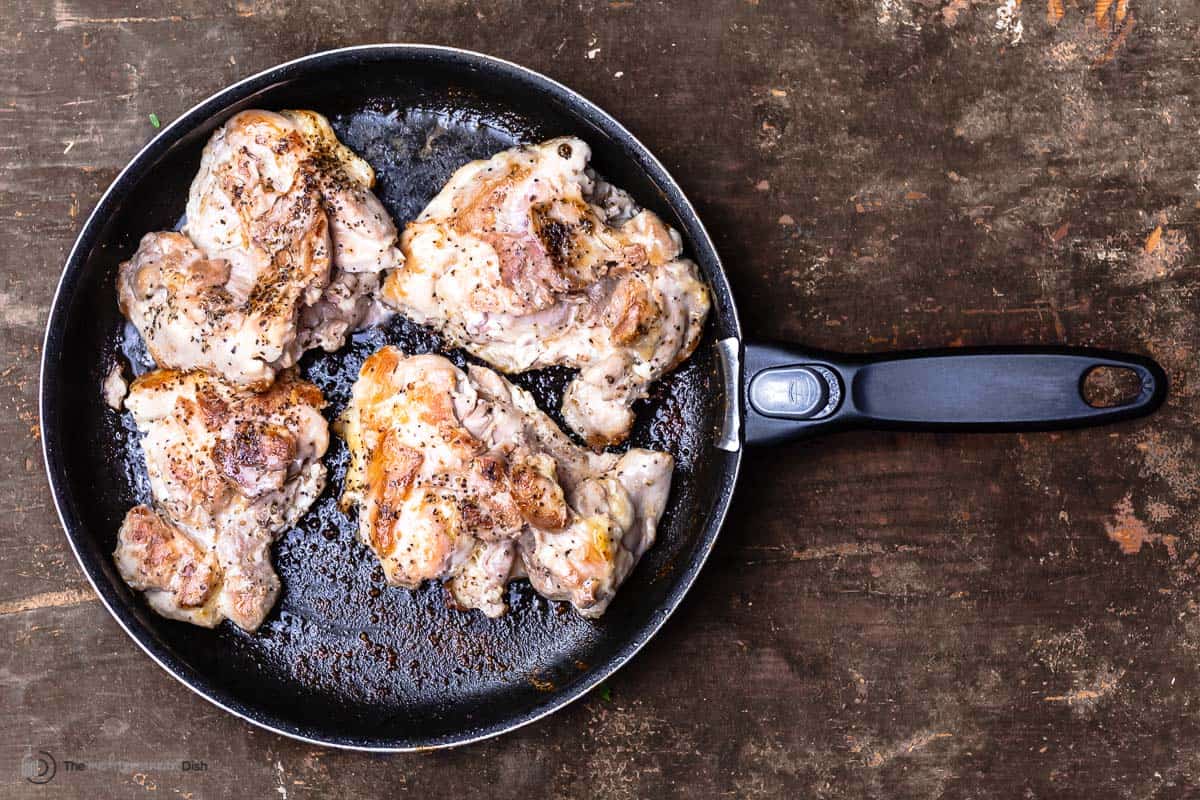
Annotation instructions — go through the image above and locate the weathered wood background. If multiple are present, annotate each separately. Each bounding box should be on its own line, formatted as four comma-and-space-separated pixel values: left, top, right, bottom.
4, 0, 1200, 797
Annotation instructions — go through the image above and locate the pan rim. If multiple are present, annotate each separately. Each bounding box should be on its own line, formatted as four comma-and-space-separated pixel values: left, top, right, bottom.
39, 42, 744, 752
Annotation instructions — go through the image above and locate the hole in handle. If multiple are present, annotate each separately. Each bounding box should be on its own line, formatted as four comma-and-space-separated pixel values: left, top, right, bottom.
1082, 366, 1145, 408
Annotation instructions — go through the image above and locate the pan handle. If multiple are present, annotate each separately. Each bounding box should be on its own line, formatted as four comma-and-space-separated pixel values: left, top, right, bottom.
740, 342, 1167, 447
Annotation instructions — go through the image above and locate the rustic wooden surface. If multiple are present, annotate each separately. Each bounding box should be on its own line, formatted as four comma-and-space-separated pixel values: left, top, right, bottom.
4, 1, 1200, 797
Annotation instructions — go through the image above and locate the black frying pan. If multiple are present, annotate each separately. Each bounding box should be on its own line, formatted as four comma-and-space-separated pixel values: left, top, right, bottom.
40, 45, 1167, 751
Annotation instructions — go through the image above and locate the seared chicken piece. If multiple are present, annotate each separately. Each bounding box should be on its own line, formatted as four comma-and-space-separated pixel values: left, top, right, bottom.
382, 137, 710, 447
118, 109, 401, 389
337, 347, 673, 617
113, 369, 329, 630
115, 505, 221, 625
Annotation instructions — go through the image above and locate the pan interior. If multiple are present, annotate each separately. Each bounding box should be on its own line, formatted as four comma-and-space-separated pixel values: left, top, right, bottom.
45, 50, 739, 747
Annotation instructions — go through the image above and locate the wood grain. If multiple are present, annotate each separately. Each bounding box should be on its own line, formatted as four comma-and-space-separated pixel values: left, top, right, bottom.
3, 0, 1200, 797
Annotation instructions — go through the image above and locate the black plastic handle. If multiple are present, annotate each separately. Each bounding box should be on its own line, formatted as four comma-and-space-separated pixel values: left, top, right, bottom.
742, 343, 1167, 446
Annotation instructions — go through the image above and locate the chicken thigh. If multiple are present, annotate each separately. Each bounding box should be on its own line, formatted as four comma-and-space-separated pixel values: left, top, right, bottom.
118, 109, 401, 389
382, 137, 710, 447
336, 347, 673, 618
113, 369, 329, 631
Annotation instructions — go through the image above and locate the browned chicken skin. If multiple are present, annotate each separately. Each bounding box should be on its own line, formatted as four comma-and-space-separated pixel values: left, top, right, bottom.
118, 109, 402, 389
382, 136, 710, 447
116, 505, 219, 612
113, 369, 329, 631
337, 347, 674, 618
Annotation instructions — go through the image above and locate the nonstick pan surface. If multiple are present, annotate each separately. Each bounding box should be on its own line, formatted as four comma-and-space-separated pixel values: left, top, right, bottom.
41, 45, 744, 750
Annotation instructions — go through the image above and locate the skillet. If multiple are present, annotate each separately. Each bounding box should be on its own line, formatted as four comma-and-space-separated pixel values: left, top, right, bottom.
40, 44, 1167, 751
